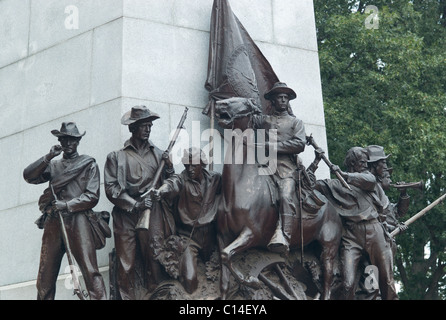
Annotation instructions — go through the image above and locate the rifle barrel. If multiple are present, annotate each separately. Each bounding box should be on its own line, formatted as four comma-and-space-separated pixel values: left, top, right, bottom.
391, 193, 446, 237
136, 107, 189, 230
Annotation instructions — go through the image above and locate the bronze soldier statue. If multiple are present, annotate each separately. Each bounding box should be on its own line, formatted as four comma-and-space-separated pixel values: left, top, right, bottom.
104, 106, 174, 299
316, 147, 398, 300
23, 122, 107, 300
366, 145, 410, 239
152, 147, 222, 294
253, 82, 307, 253
351, 145, 411, 300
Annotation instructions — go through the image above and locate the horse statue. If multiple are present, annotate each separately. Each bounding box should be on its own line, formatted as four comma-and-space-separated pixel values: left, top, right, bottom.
214, 97, 342, 300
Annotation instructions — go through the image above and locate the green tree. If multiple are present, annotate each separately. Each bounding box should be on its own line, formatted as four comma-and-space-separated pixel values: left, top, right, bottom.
314, 0, 446, 299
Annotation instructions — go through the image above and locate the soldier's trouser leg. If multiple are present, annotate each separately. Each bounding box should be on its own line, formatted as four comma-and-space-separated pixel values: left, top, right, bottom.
278, 178, 297, 243
268, 178, 297, 253
36, 216, 65, 300
113, 208, 140, 300
142, 202, 168, 291
367, 222, 399, 300
137, 228, 164, 292
67, 213, 107, 300
340, 223, 364, 300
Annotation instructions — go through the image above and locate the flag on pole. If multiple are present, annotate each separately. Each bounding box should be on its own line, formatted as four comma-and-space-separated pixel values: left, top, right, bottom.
204, 0, 280, 115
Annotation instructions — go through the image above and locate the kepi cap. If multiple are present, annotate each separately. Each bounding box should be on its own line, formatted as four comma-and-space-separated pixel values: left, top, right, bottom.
367, 145, 391, 163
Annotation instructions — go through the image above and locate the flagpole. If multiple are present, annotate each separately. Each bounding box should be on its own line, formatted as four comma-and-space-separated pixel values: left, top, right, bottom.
209, 99, 215, 171
208, 0, 221, 172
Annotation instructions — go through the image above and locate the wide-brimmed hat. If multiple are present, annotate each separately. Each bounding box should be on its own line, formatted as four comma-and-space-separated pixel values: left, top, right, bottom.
121, 105, 160, 125
181, 147, 208, 165
264, 82, 297, 101
51, 122, 86, 138
367, 145, 391, 163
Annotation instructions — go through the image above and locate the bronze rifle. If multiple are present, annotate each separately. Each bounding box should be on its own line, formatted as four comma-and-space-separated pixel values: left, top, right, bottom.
136, 107, 189, 231
306, 134, 352, 191
391, 192, 446, 237
50, 183, 88, 300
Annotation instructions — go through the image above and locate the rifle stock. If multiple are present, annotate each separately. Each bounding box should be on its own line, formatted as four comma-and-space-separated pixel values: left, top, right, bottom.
135, 208, 152, 231
136, 107, 189, 231
135, 187, 158, 231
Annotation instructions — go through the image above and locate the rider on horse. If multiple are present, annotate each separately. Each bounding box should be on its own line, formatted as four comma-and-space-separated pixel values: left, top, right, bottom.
252, 82, 307, 254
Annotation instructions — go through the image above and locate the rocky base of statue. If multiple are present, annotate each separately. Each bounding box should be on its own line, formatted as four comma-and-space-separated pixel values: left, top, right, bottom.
149, 250, 305, 300
109, 237, 343, 300
149, 249, 221, 300
148, 237, 343, 300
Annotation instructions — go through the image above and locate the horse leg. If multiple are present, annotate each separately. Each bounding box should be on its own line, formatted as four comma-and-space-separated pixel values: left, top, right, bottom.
218, 235, 231, 300
220, 227, 261, 289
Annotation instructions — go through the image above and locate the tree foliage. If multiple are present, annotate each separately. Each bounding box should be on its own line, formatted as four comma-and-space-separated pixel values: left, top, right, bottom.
314, 0, 446, 299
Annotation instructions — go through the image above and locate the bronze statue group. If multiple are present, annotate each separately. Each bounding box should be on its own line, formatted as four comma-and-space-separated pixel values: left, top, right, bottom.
24, 82, 413, 300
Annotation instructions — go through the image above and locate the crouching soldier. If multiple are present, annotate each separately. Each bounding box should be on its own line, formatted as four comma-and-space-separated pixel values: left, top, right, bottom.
152, 147, 222, 294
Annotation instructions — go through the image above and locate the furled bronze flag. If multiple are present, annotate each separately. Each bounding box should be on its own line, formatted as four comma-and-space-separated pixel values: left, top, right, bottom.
204, 0, 280, 115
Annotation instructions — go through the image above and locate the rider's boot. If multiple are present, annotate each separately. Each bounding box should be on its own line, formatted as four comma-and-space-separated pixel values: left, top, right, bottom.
267, 214, 291, 254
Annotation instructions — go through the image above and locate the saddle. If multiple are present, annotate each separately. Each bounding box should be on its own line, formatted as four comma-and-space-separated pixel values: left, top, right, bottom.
264, 171, 325, 216
297, 166, 325, 215
301, 190, 325, 214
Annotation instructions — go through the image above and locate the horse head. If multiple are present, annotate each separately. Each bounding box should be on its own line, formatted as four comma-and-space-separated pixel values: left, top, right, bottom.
215, 97, 262, 130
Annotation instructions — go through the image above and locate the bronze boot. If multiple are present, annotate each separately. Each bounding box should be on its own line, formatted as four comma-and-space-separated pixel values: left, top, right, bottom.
267, 214, 290, 254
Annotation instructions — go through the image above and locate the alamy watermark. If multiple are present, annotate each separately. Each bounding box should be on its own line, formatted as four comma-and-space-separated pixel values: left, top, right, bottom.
365, 5, 379, 30
364, 265, 379, 291
169, 121, 278, 176
63, 264, 81, 290
64, 5, 79, 30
